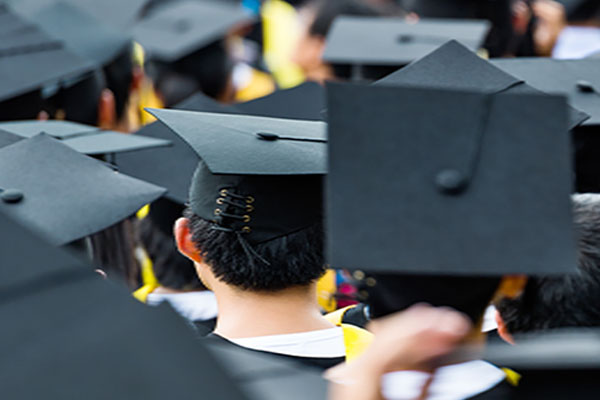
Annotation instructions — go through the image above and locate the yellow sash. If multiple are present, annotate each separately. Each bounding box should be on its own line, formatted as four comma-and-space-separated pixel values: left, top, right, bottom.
325, 305, 373, 362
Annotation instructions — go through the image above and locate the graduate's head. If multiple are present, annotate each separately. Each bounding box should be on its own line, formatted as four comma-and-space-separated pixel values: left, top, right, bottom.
148, 109, 327, 293
496, 194, 600, 343
293, 0, 392, 81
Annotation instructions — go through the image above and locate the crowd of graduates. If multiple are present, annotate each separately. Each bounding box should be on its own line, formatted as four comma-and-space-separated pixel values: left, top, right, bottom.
2, 0, 600, 399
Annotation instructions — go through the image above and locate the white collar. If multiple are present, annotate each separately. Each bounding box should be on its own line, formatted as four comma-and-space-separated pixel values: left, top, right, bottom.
227, 327, 346, 358
553, 26, 600, 59
382, 360, 506, 400
146, 290, 218, 322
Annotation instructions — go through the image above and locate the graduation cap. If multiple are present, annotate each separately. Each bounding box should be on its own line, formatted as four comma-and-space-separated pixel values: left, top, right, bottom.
484, 329, 600, 398
322, 16, 490, 80
375, 40, 590, 129
0, 120, 170, 156
491, 58, 600, 127
23, 2, 133, 68
0, 6, 95, 104
326, 82, 576, 276
117, 84, 326, 205
8, 0, 150, 30
131, 0, 253, 63
0, 134, 166, 246
0, 246, 253, 399
0, 129, 22, 149
147, 108, 326, 244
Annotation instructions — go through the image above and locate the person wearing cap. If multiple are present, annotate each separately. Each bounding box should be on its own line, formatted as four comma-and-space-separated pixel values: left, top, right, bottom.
145, 108, 372, 370
292, 0, 392, 82
495, 194, 600, 345
326, 82, 576, 398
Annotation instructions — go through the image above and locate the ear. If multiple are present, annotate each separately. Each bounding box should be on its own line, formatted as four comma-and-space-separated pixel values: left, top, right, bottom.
496, 275, 528, 299
97, 88, 117, 129
174, 217, 203, 263
495, 309, 515, 345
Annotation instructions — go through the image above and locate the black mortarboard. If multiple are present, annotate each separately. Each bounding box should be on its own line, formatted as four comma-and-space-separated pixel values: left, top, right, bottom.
491, 58, 600, 126
322, 16, 490, 80
0, 120, 170, 156
375, 40, 590, 129
117, 84, 326, 204
131, 1, 252, 63
0, 5, 95, 104
148, 108, 326, 244
0, 265, 253, 399
0, 129, 22, 149
0, 209, 88, 293
0, 134, 166, 246
326, 83, 576, 276
24, 2, 132, 68
484, 329, 600, 398
235, 82, 326, 121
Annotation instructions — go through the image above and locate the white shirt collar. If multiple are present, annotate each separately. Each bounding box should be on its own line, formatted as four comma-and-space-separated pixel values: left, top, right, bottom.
146, 290, 218, 322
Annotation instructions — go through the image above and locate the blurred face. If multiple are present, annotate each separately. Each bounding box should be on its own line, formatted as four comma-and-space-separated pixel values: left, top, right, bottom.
292, 9, 336, 83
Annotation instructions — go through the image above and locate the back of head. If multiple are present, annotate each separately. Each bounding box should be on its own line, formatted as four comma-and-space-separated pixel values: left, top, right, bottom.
497, 194, 600, 335
103, 44, 135, 121
365, 274, 501, 324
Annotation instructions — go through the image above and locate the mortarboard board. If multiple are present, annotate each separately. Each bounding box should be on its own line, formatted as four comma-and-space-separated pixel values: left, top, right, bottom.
0, 5, 95, 104
0, 128, 22, 149
147, 108, 326, 244
0, 120, 171, 156
322, 16, 490, 80
0, 260, 253, 399
491, 58, 600, 127
0, 134, 166, 246
23, 2, 133, 68
235, 82, 326, 121
375, 40, 590, 129
484, 329, 600, 398
131, 1, 253, 63
117, 84, 326, 205
326, 82, 576, 276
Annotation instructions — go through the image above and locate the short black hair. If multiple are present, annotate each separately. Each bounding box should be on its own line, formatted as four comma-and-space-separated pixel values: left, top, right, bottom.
103, 44, 135, 121
308, 0, 388, 38
365, 274, 501, 324
184, 206, 326, 292
497, 195, 600, 334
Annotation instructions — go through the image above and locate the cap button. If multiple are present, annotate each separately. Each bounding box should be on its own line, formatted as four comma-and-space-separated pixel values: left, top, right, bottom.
435, 169, 467, 195
1, 188, 24, 203
397, 34, 414, 43
576, 80, 595, 93
256, 132, 280, 141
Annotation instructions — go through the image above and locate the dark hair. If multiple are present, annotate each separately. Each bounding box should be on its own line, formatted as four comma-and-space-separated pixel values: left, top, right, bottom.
308, 0, 389, 38
497, 196, 600, 334
184, 207, 326, 292
0, 90, 44, 121
89, 218, 141, 289
136, 208, 205, 291
365, 274, 501, 324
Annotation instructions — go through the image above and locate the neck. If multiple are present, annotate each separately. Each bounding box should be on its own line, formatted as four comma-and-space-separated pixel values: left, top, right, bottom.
213, 282, 335, 339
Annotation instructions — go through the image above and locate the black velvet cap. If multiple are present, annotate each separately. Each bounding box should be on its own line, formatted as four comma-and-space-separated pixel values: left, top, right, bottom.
131, 0, 253, 62
492, 58, 600, 126
0, 134, 166, 246
24, 2, 132, 67
326, 82, 576, 276
0, 5, 95, 102
0, 269, 252, 399
323, 16, 490, 69
0, 120, 171, 155
376, 40, 590, 129
117, 84, 326, 205
148, 108, 326, 243
484, 329, 600, 398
